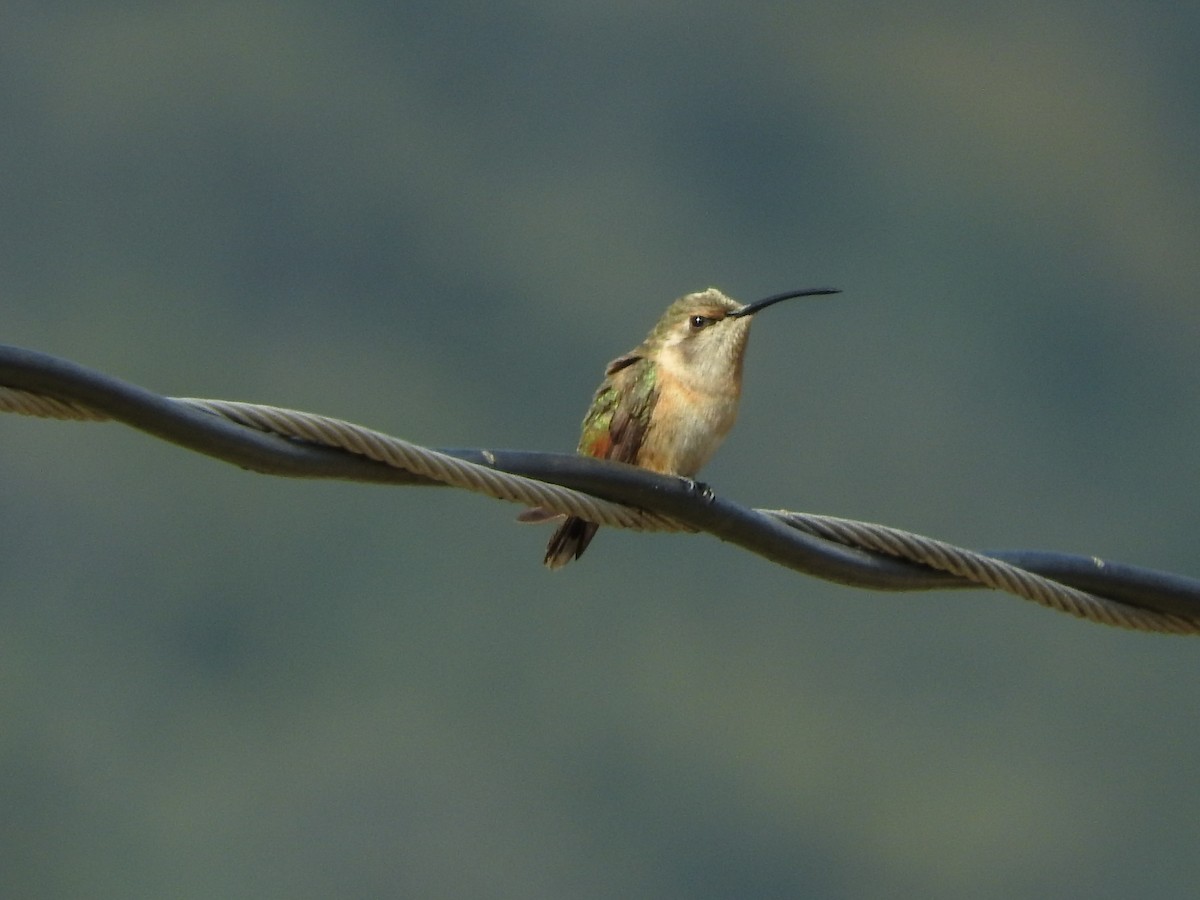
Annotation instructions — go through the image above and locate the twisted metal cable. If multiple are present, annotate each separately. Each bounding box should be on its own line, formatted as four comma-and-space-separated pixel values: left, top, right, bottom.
0, 384, 679, 533
0, 385, 107, 421
179, 398, 687, 533
2, 347, 1198, 636
770, 511, 1199, 635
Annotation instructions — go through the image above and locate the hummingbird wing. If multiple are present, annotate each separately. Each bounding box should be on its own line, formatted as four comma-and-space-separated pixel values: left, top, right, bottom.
540, 355, 659, 568
518, 354, 654, 530
528, 352, 660, 569
578, 353, 658, 465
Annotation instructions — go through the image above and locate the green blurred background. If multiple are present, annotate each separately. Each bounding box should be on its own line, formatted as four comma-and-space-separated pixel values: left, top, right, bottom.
3, 2, 1198, 897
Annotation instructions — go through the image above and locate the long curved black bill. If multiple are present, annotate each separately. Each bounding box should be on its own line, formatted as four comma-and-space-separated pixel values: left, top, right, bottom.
728, 287, 841, 318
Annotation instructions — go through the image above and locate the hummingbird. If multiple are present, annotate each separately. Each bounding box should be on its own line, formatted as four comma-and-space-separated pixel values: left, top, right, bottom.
524, 286, 840, 568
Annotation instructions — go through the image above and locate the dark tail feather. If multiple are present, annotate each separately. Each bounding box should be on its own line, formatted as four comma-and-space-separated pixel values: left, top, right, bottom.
543, 517, 600, 569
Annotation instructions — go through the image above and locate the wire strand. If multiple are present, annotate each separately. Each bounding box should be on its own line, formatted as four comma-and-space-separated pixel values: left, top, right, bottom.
2, 346, 1198, 635
180, 398, 687, 533
770, 511, 1199, 634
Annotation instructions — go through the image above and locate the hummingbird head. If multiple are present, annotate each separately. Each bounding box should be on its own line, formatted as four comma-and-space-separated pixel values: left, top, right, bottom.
647, 286, 839, 387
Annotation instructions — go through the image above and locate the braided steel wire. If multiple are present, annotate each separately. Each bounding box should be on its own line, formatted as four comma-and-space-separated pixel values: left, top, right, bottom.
771, 512, 1200, 634
2, 347, 1198, 635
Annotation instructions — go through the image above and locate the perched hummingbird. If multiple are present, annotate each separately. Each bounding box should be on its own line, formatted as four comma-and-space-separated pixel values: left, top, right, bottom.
525, 286, 839, 568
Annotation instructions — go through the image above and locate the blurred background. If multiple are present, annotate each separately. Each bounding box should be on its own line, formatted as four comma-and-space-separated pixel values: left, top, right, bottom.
2, 2, 1198, 897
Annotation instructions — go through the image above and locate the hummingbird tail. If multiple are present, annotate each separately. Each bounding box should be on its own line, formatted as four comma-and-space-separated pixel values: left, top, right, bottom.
543, 516, 599, 569
516, 506, 564, 524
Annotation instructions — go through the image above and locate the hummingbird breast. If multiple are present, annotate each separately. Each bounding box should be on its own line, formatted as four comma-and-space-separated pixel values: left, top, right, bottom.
636, 365, 740, 477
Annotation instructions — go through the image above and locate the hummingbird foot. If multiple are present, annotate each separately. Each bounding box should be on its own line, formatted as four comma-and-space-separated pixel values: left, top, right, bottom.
681, 477, 715, 503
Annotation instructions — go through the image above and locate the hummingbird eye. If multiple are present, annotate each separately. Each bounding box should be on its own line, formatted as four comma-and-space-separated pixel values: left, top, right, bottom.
689, 314, 713, 330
